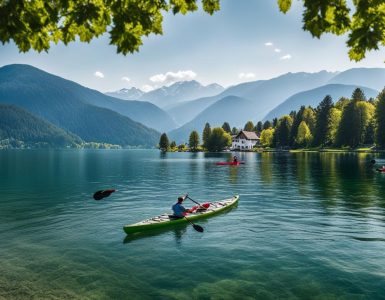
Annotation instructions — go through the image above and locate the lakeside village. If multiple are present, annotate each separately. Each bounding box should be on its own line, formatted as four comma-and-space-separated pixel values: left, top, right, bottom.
159, 88, 385, 153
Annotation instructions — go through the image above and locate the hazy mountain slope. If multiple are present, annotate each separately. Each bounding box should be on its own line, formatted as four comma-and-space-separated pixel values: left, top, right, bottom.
218, 71, 336, 122
168, 96, 254, 143
166, 96, 220, 126
264, 84, 379, 121
0, 64, 160, 147
139, 80, 224, 108
328, 68, 385, 91
0, 104, 82, 147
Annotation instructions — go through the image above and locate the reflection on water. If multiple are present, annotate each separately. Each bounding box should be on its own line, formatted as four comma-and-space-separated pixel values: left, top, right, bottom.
123, 225, 188, 245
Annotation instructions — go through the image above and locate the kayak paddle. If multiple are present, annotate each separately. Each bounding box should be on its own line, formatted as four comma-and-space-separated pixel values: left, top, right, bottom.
184, 216, 204, 233
93, 189, 116, 201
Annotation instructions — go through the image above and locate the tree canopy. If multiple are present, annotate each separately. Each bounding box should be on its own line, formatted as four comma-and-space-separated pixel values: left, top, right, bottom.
0, 0, 220, 54
278, 0, 385, 61
3, 0, 385, 60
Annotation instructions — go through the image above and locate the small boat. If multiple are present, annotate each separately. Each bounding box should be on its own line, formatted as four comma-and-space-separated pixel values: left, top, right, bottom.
216, 161, 245, 166
123, 195, 239, 234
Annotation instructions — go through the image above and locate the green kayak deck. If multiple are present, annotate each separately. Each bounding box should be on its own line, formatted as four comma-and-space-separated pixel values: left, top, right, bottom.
123, 195, 239, 234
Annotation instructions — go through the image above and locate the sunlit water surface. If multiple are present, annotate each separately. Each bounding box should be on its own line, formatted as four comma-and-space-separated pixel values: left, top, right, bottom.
1, 150, 385, 299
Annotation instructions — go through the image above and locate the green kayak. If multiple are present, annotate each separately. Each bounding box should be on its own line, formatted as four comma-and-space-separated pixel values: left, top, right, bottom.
123, 195, 239, 234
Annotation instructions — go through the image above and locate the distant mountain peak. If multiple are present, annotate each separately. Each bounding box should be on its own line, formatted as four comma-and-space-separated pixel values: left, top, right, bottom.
139, 79, 225, 108
105, 87, 144, 100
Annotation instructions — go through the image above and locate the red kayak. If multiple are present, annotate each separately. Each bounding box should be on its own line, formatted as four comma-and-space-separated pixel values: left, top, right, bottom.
216, 161, 245, 166
377, 168, 385, 173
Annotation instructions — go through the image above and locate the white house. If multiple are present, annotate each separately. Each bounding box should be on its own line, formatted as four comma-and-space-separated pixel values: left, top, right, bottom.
232, 130, 260, 150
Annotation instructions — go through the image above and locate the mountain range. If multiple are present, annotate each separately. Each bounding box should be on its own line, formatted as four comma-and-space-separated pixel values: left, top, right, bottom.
1, 64, 385, 147
107, 80, 224, 109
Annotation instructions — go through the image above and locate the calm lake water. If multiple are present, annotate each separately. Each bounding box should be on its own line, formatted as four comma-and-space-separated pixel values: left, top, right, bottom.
1, 149, 385, 299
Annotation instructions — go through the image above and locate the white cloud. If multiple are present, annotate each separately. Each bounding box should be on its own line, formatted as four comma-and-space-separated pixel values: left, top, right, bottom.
94, 71, 104, 78
121, 76, 130, 83
142, 84, 155, 92
280, 54, 292, 60
264, 42, 273, 46
238, 72, 256, 80
149, 70, 197, 85
274, 48, 281, 53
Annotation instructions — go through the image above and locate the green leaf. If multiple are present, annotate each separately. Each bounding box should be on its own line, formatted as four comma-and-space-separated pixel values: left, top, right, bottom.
278, 0, 292, 13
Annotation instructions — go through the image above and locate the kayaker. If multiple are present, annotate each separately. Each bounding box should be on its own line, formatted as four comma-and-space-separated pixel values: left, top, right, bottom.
172, 196, 193, 218
233, 156, 238, 163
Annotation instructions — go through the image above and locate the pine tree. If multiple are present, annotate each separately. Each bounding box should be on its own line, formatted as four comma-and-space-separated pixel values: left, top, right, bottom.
255, 121, 263, 134
376, 90, 385, 149
313, 95, 333, 147
222, 122, 231, 133
263, 120, 272, 130
290, 106, 305, 147
244, 121, 254, 131
275, 115, 293, 147
189, 131, 200, 151
352, 88, 366, 102
202, 122, 211, 149
231, 127, 239, 135
159, 133, 169, 151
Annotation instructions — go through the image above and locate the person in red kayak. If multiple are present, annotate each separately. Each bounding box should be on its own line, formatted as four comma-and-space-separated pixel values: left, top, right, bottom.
233, 156, 238, 163
172, 196, 194, 218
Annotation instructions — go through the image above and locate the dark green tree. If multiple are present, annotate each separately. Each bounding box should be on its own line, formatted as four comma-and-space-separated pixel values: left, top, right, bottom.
313, 95, 333, 147
188, 130, 200, 151
222, 122, 231, 133
337, 100, 358, 147
159, 133, 169, 151
263, 120, 272, 130
290, 105, 305, 146
244, 121, 254, 131
376, 90, 385, 149
202, 122, 211, 149
272, 118, 278, 128
170, 141, 177, 148
255, 121, 263, 134
206, 127, 231, 152
231, 127, 239, 135
352, 88, 366, 102
274, 115, 293, 147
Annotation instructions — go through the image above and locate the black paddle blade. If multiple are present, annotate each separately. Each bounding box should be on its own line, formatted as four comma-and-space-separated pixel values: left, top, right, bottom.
193, 224, 204, 233
93, 189, 115, 201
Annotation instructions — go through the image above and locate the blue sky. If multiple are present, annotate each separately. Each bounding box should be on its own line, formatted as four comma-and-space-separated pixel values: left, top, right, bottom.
0, 0, 384, 92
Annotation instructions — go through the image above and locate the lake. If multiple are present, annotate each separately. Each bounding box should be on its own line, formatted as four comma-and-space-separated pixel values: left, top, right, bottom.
1, 149, 385, 299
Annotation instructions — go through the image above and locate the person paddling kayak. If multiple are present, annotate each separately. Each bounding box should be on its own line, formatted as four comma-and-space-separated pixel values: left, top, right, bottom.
172, 196, 194, 218
233, 156, 238, 163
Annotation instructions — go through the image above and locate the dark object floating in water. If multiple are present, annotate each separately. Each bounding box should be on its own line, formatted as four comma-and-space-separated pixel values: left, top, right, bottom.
376, 168, 385, 173
93, 189, 116, 200
371, 159, 376, 164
